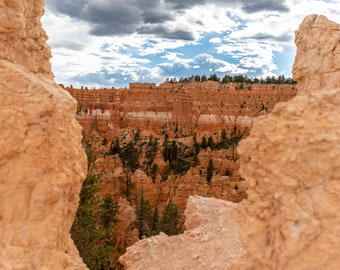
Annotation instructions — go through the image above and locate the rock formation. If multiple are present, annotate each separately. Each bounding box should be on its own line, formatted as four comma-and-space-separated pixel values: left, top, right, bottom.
119, 196, 244, 269
234, 14, 340, 269
66, 82, 296, 136
0, 0, 87, 269
120, 14, 340, 270
293, 14, 340, 93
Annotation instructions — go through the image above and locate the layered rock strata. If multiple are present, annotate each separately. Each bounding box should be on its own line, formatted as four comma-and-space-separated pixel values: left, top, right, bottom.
66, 83, 296, 136
0, 0, 87, 269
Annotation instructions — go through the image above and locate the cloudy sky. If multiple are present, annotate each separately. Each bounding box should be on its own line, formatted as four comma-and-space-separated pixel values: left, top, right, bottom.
42, 0, 340, 88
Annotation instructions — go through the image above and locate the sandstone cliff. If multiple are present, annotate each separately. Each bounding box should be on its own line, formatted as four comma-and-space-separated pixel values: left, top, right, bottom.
0, 1, 87, 269
67, 83, 296, 137
120, 14, 340, 270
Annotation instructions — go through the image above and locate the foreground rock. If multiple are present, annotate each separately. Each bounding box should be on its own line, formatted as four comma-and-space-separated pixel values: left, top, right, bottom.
232, 14, 340, 270
0, 0, 87, 269
119, 196, 244, 269
235, 87, 340, 269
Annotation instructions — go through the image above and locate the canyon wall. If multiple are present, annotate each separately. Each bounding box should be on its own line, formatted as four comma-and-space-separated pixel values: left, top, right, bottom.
66, 82, 296, 137
0, 0, 88, 269
120, 14, 340, 270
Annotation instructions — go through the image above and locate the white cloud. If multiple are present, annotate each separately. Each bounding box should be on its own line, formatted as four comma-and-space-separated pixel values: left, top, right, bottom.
138, 39, 192, 56
209, 37, 222, 44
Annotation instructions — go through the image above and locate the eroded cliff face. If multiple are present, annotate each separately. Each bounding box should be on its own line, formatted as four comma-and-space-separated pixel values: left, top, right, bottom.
67, 83, 296, 136
0, 1, 87, 269
120, 14, 340, 270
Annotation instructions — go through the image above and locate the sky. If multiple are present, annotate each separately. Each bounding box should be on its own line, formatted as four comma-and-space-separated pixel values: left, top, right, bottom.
42, 0, 340, 88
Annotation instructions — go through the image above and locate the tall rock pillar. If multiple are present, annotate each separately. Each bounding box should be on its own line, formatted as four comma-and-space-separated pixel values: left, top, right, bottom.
0, 0, 88, 269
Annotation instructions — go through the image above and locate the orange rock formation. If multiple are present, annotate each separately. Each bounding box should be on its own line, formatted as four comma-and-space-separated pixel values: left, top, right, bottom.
0, 0, 87, 269
235, 14, 340, 269
66, 82, 296, 137
293, 15, 340, 93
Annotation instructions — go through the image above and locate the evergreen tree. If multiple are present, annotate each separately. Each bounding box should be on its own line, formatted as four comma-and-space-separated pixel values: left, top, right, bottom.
192, 133, 200, 155
150, 163, 158, 183
134, 191, 152, 239
194, 75, 201, 81
162, 133, 170, 162
119, 172, 135, 201
206, 158, 213, 183
217, 129, 228, 149
158, 201, 182, 236
119, 141, 140, 172
71, 174, 118, 270
151, 207, 160, 235
108, 138, 120, 155
207, 136, 215, 150
201, 135, 207, 150
208, 73, 220, 82
146, 136, 158, 166
99, 196, 118, 229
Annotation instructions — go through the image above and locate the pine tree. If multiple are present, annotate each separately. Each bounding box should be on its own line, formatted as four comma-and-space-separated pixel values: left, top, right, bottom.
120, 141, 140, 172
192, 133, 200, 154
201, 135, 207, 150
150, 163, 158, 183
151, 207, 160, 235
206, 158, 213, 183
134, 191, 152, 239
71, 174, 118, 270
158, 201, 182, 236
207, 136, 215, 150
108, 138, 120, 155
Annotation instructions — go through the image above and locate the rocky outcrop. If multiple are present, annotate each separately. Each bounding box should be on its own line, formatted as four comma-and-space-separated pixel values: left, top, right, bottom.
233, 14, 340, 270
0, 0, 87, 269
120, 14, 340, 270
119, 196, 244, 269
235, 87, 340, 270
293, 14, 340, 93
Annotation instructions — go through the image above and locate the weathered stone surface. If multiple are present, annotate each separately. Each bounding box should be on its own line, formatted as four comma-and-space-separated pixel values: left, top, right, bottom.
0, 0, 87, 269
119, 196, 244, 270
233, 14, 340, 270
235, 88, 340, 269
293, 14, 340, 93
